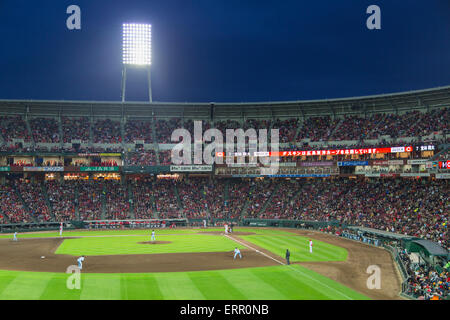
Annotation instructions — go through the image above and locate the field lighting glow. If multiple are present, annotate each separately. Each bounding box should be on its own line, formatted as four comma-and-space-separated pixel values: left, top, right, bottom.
122, 23, 152, 66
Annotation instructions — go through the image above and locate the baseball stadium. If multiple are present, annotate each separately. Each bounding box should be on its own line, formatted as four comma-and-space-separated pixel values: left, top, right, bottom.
0, 87, 448, 300
0, 1, 449, 303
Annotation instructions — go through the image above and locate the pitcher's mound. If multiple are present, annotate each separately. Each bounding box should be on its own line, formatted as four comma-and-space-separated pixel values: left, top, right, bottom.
138, 241, 172, 245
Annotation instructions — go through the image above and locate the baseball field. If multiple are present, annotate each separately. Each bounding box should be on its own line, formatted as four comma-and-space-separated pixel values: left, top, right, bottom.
0, 227, 401, 300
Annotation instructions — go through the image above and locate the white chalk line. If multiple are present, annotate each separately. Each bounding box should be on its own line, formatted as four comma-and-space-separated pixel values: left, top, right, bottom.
225, 234, 354, 300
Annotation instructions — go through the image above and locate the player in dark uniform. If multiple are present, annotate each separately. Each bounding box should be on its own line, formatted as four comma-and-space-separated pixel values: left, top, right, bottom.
285, 249, 290, 265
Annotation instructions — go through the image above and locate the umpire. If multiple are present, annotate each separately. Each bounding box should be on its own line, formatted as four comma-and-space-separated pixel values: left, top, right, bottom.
285, 249, 290, 265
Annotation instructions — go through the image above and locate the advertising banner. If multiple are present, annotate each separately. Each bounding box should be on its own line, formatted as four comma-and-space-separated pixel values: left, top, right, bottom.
23, 167, 64, 172
300, 161, 334, 167
438, 161, 450, 169
170, 165, 213, 172
337, 161, 369, 166
80, 166, 119, 172
407, 159, 428, 165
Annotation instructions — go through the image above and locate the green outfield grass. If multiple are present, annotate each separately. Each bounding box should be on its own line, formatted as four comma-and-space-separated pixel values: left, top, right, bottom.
0, 227, 369, 300
240, 234, 348, 262
55, 234, 246, 256
0, 265, 368, 300
0, 228, 200, 239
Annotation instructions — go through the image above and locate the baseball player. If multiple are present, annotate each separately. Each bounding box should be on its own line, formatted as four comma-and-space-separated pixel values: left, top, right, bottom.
309, 239, 313, 253
224, 224, 229, 234
13, 232, 18, 242
59, 222, 63, 236
233, 247, 242, 259
77, 256, 85, 270
151, 230, 156, 242
286, 249, 290, 265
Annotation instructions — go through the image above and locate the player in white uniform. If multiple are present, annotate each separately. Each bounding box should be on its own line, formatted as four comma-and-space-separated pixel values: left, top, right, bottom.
13, 232, 18, 241
224, 224, 229, 234
309, 239, 313, 253
233, 247, 242, 259
151, 230, 156, 241
77, 256, 85, 270
59, 223, 63, 236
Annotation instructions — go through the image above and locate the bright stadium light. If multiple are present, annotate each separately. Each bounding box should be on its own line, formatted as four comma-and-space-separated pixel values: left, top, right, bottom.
121, 23, 153, 102
122, 23, 151, 65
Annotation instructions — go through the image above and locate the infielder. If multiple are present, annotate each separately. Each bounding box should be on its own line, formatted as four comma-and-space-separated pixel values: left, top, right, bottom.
151, 230, 156, 241
309, 239, 313, 253
13, 232, 18, 241
233, 247, 242, 259
59, 222, 63, 236
77, 256, 85, 270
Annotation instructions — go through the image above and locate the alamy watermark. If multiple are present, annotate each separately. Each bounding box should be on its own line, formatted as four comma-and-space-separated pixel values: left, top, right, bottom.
366, 265, 381, 289
66, 265, 81, 290
66, 5, 81, 30
170, 121, 280, 174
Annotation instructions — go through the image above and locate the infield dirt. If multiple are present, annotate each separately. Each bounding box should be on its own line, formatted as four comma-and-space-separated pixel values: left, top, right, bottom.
0, 228, 402, 299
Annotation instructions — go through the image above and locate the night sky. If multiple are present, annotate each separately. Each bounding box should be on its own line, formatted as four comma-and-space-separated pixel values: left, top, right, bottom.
0, 0, 449, 102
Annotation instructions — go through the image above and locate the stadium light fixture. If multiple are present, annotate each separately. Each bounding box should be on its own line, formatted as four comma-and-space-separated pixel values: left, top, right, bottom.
121, 23, 153, 102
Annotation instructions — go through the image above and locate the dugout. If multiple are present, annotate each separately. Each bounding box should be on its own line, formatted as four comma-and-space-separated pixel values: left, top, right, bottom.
241, 218, 340, 229
404, 239, 449, 267
345, 226, 417, 247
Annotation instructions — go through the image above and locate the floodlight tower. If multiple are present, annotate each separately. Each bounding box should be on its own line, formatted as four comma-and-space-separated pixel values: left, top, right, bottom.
121, 23, 152, 102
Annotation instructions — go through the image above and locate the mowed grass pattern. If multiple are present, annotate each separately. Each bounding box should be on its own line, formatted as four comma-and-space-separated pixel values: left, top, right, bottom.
241, 234, 348, 262
0, 228, 201, 239
56, 234, 246, 256
0, 228, 369, 300
0, 265, 369, 300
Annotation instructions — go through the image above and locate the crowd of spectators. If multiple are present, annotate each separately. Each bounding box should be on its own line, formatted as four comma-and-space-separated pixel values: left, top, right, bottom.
17, 182, 52, 222
400, 250, 449, 300
0, 177, 447, 253
184, 120, 211, 142
77, 181, 104, 220
62, 117, 90, 143
125, 120, 153, 143
104, 181, 130, 220
46, 181, 77, 221
296, 116, 340, 142
205, 180, 226, 219
273, 118, 298, 143
155, 118, 182, 143
159, 150, 172, 165
132, 181, 154, 219
126, 150, 157, 166
0, 183, 33, 223
1, 108, 447, 148
226, 180, 252, 219
149, 179, 181, 218
93, 119, 121, 143
259, 180, 302, 219
0, 116, 31, 142
30, 118, 60, 143
330, 114, 383, 141
178, 178, 209, 219
214, 120, 241, 133
244, 179, 278, 217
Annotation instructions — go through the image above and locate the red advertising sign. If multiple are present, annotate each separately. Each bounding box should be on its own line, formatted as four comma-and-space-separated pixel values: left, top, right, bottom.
217, 146, 413, 157
439, 161, 450, 169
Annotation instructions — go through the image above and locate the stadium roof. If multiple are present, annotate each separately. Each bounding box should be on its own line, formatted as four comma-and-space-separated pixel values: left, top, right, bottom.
347, 226, 416, 240
411, 240, 449, 257
0, 85, 449, 119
